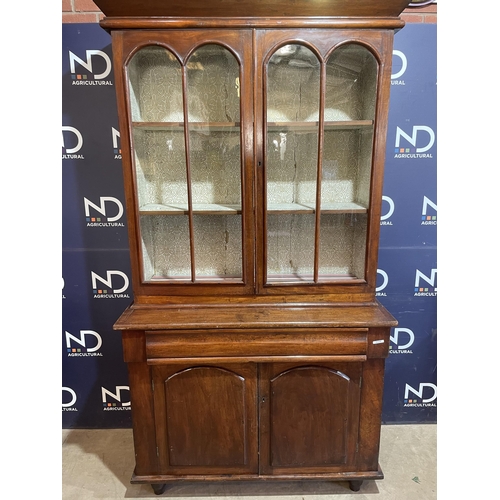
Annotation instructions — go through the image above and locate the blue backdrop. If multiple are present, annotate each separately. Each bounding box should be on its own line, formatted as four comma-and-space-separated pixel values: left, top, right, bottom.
62, 23, 437, 427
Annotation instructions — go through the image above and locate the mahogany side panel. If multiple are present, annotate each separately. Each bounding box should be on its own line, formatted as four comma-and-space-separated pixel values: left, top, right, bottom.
367, 327, 391, 358
358, 358, 386, 471
110, 30, 144, 299
122, 330, 146, 362
363, 31, 395, 290
127, 362, 158, 476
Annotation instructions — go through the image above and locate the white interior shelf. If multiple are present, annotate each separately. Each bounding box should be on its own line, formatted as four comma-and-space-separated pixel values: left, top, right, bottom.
267, 201, 367, 213
139, 203, 242, 215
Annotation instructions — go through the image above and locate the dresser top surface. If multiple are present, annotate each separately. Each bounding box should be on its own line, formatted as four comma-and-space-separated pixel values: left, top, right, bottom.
114, 302, 397, 331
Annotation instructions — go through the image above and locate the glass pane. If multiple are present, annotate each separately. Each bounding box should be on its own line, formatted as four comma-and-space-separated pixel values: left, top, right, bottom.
132, 126, 188, 210
128, 46, 184, 122
319, 44, 378, 280
187, 44, 243, 281
266, 45, 320, 282
140, 215, 191, 280
320, 129, 373, 210
192, 215, 243, 280
318, 214, 367, 280
267, 214, 316, 282
128, 46, 191, 281
267, 44, 321, 122
325, 43, 378, 121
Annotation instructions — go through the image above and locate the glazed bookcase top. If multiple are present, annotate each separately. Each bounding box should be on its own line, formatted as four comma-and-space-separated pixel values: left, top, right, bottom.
103, 10, 406, 300
93, 0, 411, 20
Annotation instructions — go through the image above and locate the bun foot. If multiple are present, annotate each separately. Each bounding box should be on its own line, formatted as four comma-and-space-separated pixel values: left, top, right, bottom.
151, 483, 168, 495
349, 480, 363, 491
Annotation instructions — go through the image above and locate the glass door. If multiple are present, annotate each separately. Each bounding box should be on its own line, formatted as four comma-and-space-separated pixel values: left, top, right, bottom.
126, 41, 247, 284
264, 41, 379, 285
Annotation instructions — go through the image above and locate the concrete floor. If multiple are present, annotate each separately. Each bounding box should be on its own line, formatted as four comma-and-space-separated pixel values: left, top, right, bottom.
62, 424, 436, 499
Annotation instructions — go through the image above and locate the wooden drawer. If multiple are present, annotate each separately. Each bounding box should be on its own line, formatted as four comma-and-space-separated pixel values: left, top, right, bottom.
145, 328, 370, 363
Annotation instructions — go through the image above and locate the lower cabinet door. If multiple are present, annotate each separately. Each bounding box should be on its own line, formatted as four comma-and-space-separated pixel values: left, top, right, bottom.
259, 362, 362, 474
152, 363, 258, 475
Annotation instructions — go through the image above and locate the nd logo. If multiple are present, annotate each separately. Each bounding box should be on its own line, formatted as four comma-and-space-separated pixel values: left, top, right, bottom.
62, 387, 77, 408
84, 197, 124, 222
69, 50, 112, 80
91, 270, 129, 294
62, 126, 83, 154
405, 383, 437, 403
395, 126, 435, 153
391, 50, 407, 79
415, 269, 437, 290
65, 330, 102, 352
102, 386, 130, 406
381, 195, 395, 221
376, 269, 389, 292
390, 328, 415, 350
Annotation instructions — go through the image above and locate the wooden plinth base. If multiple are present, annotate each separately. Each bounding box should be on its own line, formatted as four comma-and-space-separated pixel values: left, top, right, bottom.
131, 465, 384, 495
